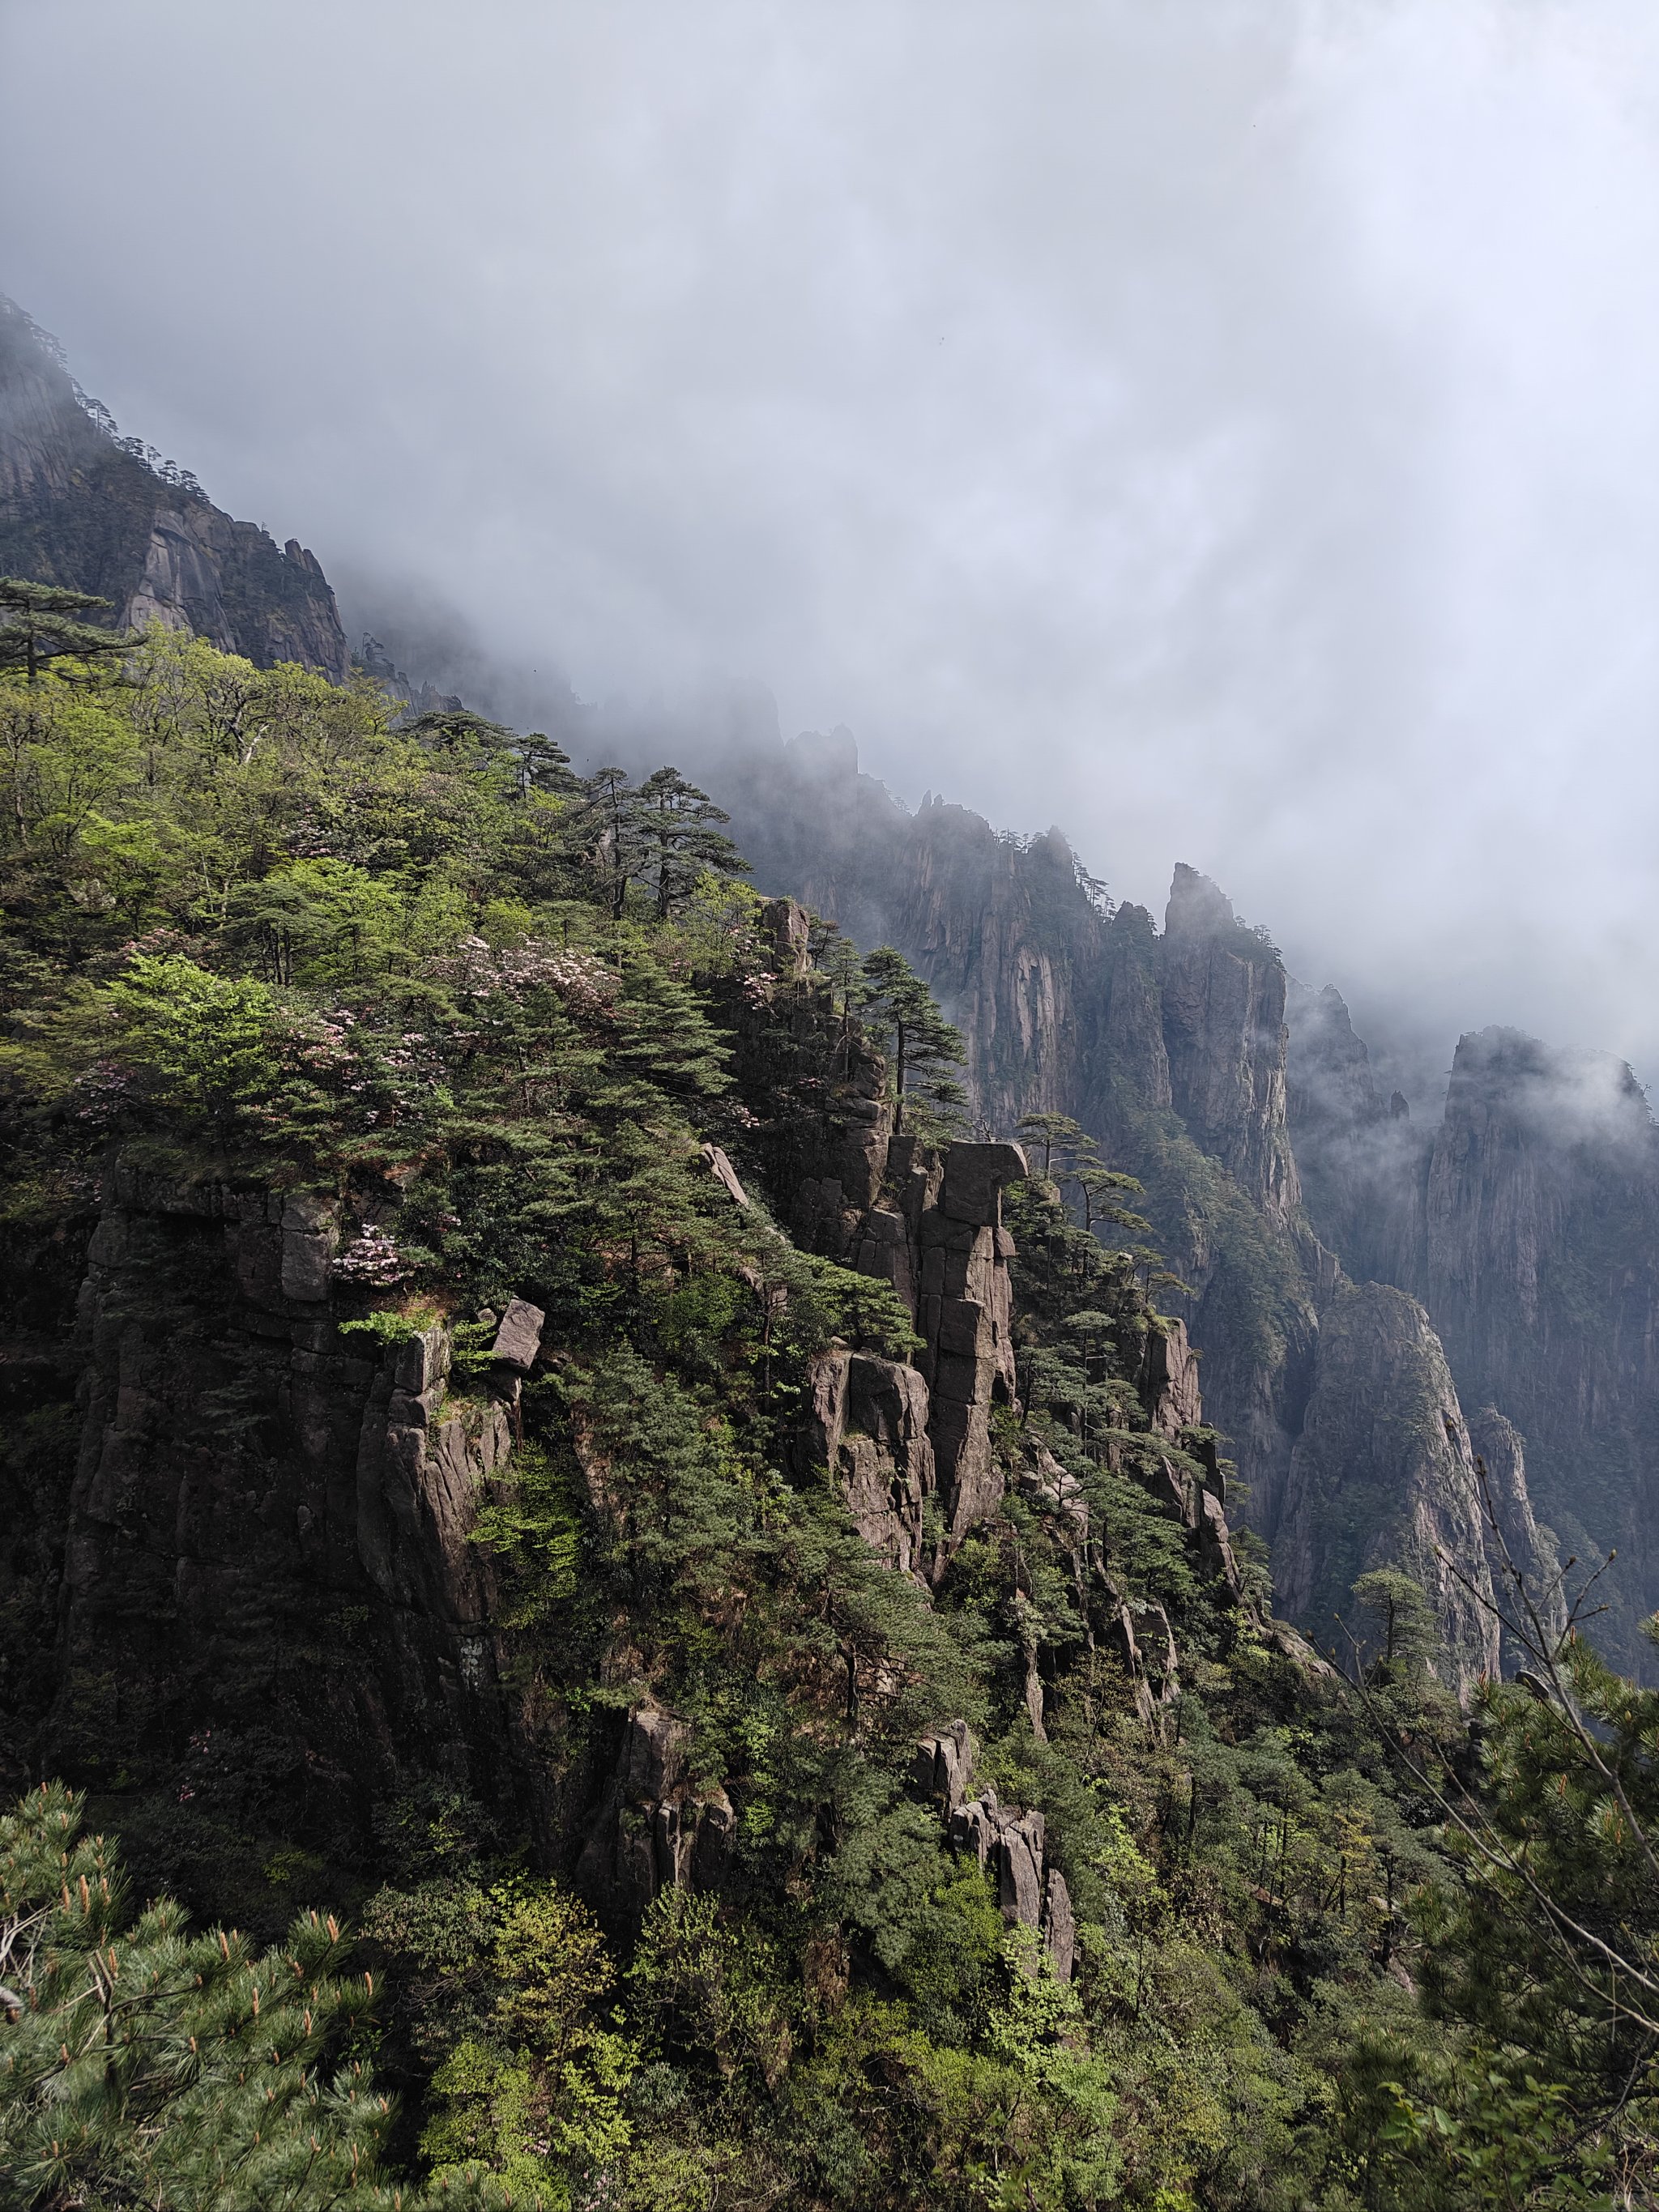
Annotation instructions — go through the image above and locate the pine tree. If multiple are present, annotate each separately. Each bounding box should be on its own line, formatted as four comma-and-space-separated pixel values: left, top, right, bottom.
634, 765, 747, 920
0, 1782, 520, 2210
0, 578, 133, 681
1015, 1111, 1090, 1178
403, 705, 518, 765
513, 727, 575, 795
570, 766, 646, 921
858, 945, 967, 1136
1072, 1165, 1149, 1240
812, 927, 868, 1068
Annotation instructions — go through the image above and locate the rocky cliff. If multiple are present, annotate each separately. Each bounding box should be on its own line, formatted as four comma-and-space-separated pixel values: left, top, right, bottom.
2, 906, 1256, 1948
0, 296, 348, 679
720, 735, 1554, 1684
1273, 1282, 1498, 1698
13, 1166, 550, 1906
1291, 1016, 1659, 1668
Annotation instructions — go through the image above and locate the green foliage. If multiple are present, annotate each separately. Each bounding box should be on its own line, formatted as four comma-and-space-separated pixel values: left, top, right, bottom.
0, 574, 134, 680
11, 628, 1644, 2208
0, 1781, 514, 2210
1350, 1569, 1444, 1681
1391, 1631, 1659, 2194
1341, 2044, 1616, 2210
336, 1303, 446, 1349
92, 953, 285, 1126
859, 944, 968, 1136
416, 1878, 633, 2204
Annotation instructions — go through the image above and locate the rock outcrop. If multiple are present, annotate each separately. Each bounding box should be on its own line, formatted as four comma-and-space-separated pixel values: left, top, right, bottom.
762, 980, 1029, 1573
913, 1722, 1076, 1979
47, 1166, 528, 1843
719, 748, 1559, 1680
1159, 865, 1300, 1221
1467, 1406, 1568, 1669
1291, 1016, 1659, 1671
574, 1701, 736, 1918
0, 295, 348, 680
805, 1349, 936, 1574
796, 1131, 1026, 1569
1274, 1282, 1499, 1698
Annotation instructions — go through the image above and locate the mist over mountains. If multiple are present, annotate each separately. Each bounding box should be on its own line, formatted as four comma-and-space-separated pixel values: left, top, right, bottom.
10, 1, 1659, 1082
11, 20, 1659, 2181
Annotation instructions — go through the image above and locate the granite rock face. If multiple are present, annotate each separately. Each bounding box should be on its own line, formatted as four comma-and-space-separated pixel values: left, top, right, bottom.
4, 887, 1282, 1945
574, 1702, 736, 1918
914, 1722, 1077, 1979
1418, 1033, 1659, 1641
1274, 1282, 1499, 1700
1290, 1018, 1659, 1670
0, 296, 348, 680
721, 747, 1559, 1680
1467, 1406, 1568, 1670
725, 750, 1328, 1537
774, 1012, 1028, 1573
53, 1168, 527, 1839
806, 1349, 936, 1574
1159, 865, 1300, 1222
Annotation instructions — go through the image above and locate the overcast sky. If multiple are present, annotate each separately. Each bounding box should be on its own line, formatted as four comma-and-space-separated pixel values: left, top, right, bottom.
6, 0, 1659, 1086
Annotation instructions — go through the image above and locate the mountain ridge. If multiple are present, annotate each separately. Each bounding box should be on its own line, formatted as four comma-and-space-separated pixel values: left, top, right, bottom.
0, 295, 348, 679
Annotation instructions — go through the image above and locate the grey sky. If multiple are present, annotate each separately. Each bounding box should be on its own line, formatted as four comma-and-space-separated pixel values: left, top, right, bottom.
6, 0, 1659, 1085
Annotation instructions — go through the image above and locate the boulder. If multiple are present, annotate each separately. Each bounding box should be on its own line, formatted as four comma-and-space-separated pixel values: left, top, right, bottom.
997, 1809, 1046, 1929
911, 1720, 974, 1812
1043, 1869, 1076, 1981
490, 1296, 545, 1372
701, 1142, 753, 1210
938, 1141, 1030, 1227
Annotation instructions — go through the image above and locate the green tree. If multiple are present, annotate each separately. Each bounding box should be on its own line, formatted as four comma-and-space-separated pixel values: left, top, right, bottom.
88, 953, 287, 1134
1351, 1568, 1443, 1677
0, 1782, 514, 2210
416, 1877, 633, 2202
403, 705, 519, 762
0, 578, 134, 683
0, 676, 139, 853
1015, 1111, 1090, 1178
1072, 1164, 1149, 1239
635, 765, 747, 921
812, 924, 869, 1068
859, 945, 967, 1136
570, 766, 644, 921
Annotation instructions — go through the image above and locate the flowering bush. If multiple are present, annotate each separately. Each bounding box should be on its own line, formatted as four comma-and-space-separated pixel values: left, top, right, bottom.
431, 936, 617, 1016
332, 1220, 412, 1285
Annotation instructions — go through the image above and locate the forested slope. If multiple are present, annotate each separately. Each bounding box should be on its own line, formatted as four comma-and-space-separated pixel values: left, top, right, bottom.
3, 629, 1649, 2207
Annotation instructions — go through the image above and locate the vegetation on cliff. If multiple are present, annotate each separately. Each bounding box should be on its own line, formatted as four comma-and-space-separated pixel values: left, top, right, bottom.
0, 629, 1653, 2208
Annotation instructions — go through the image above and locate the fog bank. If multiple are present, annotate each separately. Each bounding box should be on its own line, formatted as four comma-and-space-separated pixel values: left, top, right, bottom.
6, 1, 1659, 1082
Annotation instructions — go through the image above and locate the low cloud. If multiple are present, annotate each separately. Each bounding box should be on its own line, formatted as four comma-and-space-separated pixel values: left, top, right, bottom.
6, 1, 1659, 1080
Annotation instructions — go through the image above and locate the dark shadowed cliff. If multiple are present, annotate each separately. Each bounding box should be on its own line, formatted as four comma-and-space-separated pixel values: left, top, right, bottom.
0, 296, 348, 678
